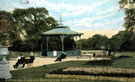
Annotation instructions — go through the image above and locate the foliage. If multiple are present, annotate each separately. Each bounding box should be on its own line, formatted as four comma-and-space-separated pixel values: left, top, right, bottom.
87, 34, 108, 50
48, 36, 62, 51
104, 32, 124, 53
48, 36, 76, 51
10, 7, 76, 52
0, 11, 16, 46
78, 39, 87, 50
119, 0, 135, 9
119, 31, 135, 51
119, 0, 135, 32
64, 37, 76, 50
80, 31, 135, 54
78, 34, 108, 50
123, 8, 135, 32
12, 7, 57, 40
111, 31, 135, 51
10, 7, 58, 51
102, 31, 135, 56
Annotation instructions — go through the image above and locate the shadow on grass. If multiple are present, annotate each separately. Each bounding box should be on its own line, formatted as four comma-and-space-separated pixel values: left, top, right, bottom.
118, 56, 133, 58
84, 60, 113, 66
84, 55, 134, 66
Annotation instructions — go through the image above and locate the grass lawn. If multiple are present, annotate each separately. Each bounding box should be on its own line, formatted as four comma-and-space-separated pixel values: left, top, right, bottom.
120, 52, 135, 56
5, 56, 135, 82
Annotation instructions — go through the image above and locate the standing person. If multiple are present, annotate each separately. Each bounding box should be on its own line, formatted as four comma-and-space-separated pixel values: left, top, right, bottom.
93, 53, 96, 57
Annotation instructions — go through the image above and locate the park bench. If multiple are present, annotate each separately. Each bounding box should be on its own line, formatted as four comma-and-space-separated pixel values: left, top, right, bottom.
13, 56, 35, 69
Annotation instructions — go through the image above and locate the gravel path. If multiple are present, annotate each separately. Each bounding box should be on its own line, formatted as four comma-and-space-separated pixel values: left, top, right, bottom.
9, 57, 109, 71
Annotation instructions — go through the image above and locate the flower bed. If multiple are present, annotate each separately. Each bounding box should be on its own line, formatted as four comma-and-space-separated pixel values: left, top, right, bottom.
50, 67, 135, 77
45, 74, 135, 82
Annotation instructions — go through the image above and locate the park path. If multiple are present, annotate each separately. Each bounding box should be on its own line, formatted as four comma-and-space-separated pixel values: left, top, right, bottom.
9, 57, 109, 71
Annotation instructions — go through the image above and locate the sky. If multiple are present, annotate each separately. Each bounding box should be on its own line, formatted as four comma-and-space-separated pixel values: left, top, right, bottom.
1, 0, 125, 38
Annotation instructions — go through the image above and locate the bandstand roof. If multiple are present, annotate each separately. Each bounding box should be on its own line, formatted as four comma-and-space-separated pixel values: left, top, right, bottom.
42, 25, 83, 36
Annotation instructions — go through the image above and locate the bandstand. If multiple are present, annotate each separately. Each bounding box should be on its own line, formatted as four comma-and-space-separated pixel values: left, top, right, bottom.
41, 25, 83, 57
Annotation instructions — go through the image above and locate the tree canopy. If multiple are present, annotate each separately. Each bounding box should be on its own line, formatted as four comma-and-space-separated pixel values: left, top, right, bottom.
9, 7, 59, 51
119, 0, 135, 33
0, 11, 16, 46
78, 34, 108, 50
124, 8, 135, 32
0, 7, 77, 52
79, 31, 135, 53
12, 7, 58, 41
119, 0, 135, 8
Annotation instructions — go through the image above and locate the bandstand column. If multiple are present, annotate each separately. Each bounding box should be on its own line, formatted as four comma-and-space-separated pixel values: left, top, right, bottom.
79, 35, 82, 50
41, 35, 43, 55
74, 36, 78, 50
60, 35, 65, 52
46, 36, 49, 55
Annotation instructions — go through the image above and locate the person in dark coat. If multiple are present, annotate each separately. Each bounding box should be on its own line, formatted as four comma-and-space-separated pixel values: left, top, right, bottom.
13, 55, 25, 68
93, 53, 96, 57
55, 52, 67, 62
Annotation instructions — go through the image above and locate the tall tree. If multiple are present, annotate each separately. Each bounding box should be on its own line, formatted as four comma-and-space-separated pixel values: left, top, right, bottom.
124, 8, 135, 32
105, 31, 135, 56
79, 34, 108, 50
12, 7, 58, 51
119, 0, 135, 32
118, 31, 135, 51
87, 34, 108, 50
119, 0, 135, 8
0, 11, 16, 46
12, 7, 58, 40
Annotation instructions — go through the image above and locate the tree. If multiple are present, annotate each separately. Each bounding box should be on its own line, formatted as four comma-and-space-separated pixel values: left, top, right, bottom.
11, 7, 58, 51
12, 7, 58, 40
64, 37, 76, 50
119, 0, 135, 32
87, 34, 108, 50
48, 36, 62, 51
78, 34, 108, 50
119, 0, 135, 8
0, 11, 16, 46
105, 31, 135, 56
77, 39, 88, 50
48, 36, 76, 51
123, 8, 135, 32
118, 31, 135, 51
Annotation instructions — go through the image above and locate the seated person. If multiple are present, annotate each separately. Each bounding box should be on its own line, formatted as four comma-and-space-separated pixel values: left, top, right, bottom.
13, 55, 25, 68
13, 54, 35, 68
55, 52, 67, 62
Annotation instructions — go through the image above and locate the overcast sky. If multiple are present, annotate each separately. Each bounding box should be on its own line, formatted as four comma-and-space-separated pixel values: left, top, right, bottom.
1, 0, 125, 31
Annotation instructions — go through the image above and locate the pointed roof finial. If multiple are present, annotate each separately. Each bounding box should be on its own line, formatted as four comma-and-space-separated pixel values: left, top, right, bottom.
59, 14, 63, 25
20, 0, 30, 4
